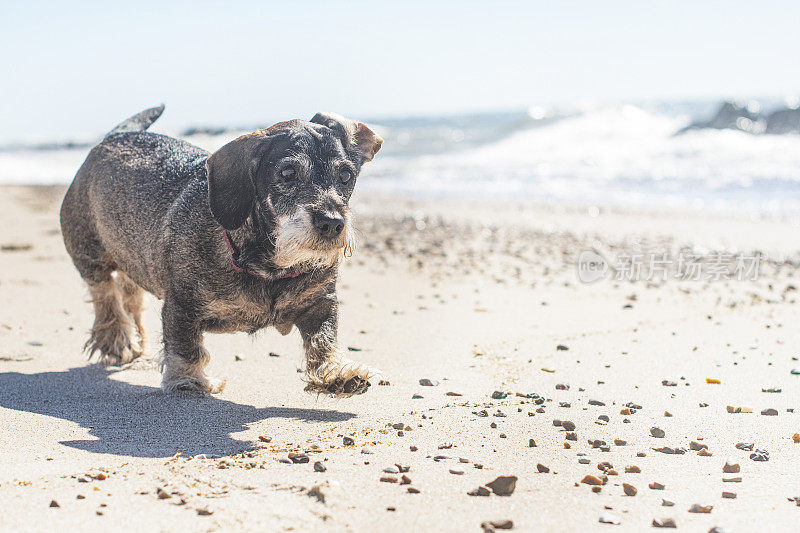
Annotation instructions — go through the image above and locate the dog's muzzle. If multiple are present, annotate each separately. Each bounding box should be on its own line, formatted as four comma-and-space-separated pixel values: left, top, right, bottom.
312, 212, 345, 240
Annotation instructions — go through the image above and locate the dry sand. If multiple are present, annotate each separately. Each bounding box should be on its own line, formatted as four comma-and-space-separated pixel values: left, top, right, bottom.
1, 185, 799, 532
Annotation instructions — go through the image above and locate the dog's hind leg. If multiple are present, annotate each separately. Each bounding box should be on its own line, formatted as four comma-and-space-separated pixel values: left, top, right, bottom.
85, 275, 143, 364
159, 298, 225, 394
118, 272, 146, 352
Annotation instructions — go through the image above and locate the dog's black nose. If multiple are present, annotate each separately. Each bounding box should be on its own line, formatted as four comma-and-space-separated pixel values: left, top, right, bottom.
313, 212, 345, 239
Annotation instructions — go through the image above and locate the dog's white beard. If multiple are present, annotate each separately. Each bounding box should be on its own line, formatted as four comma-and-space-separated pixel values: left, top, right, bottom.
272, 209, 350, 270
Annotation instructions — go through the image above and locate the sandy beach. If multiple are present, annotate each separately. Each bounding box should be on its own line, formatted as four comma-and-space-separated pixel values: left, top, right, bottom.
1, 184, 799, 532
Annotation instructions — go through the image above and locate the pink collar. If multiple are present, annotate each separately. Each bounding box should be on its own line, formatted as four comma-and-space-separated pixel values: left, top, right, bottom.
222, 229, 300, 280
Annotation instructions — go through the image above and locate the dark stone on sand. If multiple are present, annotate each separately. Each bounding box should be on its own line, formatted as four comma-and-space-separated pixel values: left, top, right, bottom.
486, 476, 517, 496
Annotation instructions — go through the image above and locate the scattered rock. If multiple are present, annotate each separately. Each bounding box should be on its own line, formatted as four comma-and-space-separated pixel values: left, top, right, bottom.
486, 476, 517, 496
481, 519, 514, 531
722, 491, 736, 499
361, 447, 374, 455
582, 475, 604, 486
622, 483, 637, 496
650, 427, 665, 438
652, 518, 677, 528
156, 487, 171, 499
652, 447, 686, 455
662, 499, 675, 507
419, 378, 439, 386
528, 439, 537, 447
689, 441, 708, 451
706, 378, 721, 384
536, 463, 550, 473
288, 453, 309, 464
556, 344, 569, 351
761, 408, 778, 416
588, 399, 605, 406
491, 390, 508, 399
735, 442, 754, 451
688, 504, 713, 514
468, 486, 491, 497
723, 461, 740, 473
49, 500, 60, 508
449, 468, 465, 475
307, 486, 326, 504
384, 466, 400, 474
649, 482, 665, 490
625, 465, 641, 473
750, 449, 769, 461
314, 461, 327, 472
343, 436, 355, 446
196, 508, 213, 516
598, 512, 620, 525
380, 476, 398, 483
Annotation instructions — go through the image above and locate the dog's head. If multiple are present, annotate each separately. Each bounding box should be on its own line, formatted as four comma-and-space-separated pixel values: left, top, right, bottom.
205, 113, 382, 270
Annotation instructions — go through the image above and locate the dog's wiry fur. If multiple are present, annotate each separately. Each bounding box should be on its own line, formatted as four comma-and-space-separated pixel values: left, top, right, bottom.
60, 106, 382, 396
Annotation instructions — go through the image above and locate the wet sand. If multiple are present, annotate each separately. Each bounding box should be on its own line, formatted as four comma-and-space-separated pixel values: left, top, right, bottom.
1, 185, 799, 532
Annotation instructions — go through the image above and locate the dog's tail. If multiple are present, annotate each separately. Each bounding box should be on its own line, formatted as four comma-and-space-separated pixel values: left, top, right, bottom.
105, 104, 165, 137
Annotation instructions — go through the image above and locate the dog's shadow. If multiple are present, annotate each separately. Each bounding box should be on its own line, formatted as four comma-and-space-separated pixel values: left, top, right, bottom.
0, 365, 355, 458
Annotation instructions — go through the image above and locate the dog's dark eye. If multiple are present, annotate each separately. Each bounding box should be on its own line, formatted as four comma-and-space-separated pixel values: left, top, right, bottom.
339, 169, 352, 183
280, 168, 296, 180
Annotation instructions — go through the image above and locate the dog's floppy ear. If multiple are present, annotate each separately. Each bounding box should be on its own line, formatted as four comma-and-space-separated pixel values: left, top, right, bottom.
311, 112, 383, 162
205, 133, 265, 230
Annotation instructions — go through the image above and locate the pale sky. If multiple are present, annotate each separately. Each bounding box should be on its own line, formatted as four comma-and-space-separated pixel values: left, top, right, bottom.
1, 0, 799, 140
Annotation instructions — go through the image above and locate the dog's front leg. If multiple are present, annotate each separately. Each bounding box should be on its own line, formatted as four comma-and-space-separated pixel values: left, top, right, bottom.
159, 298, 225, 394
297, 298, 373, 397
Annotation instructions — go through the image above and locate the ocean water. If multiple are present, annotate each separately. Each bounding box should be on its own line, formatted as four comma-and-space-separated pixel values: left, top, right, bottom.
3, 100, 800, 216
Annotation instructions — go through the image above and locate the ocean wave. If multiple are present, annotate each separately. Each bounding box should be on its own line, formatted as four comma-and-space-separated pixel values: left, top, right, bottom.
3, 101, 800, 214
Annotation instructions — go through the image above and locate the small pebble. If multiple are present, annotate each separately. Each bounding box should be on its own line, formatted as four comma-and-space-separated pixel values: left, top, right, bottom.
537, 463, 550, 473
486, 476, 517, 496
688, 504, 713, 514
419, 379, 439, 386
750, 449, 769, 461
649, 482, 665, 490
622, 483, 637, 496
652, 518, 677, 528
723, 462, 740, 473
650, 427, 665, 438
722, 491, 736, 499
598, 512, 620, 525
313, 461, 326, 472
761, 408, 778, 416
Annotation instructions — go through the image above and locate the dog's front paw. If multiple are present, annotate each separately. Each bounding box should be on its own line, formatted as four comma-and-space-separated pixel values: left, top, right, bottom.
304, 357, 376, 397
159, 352, 225, 395
162, 374, 226, 394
